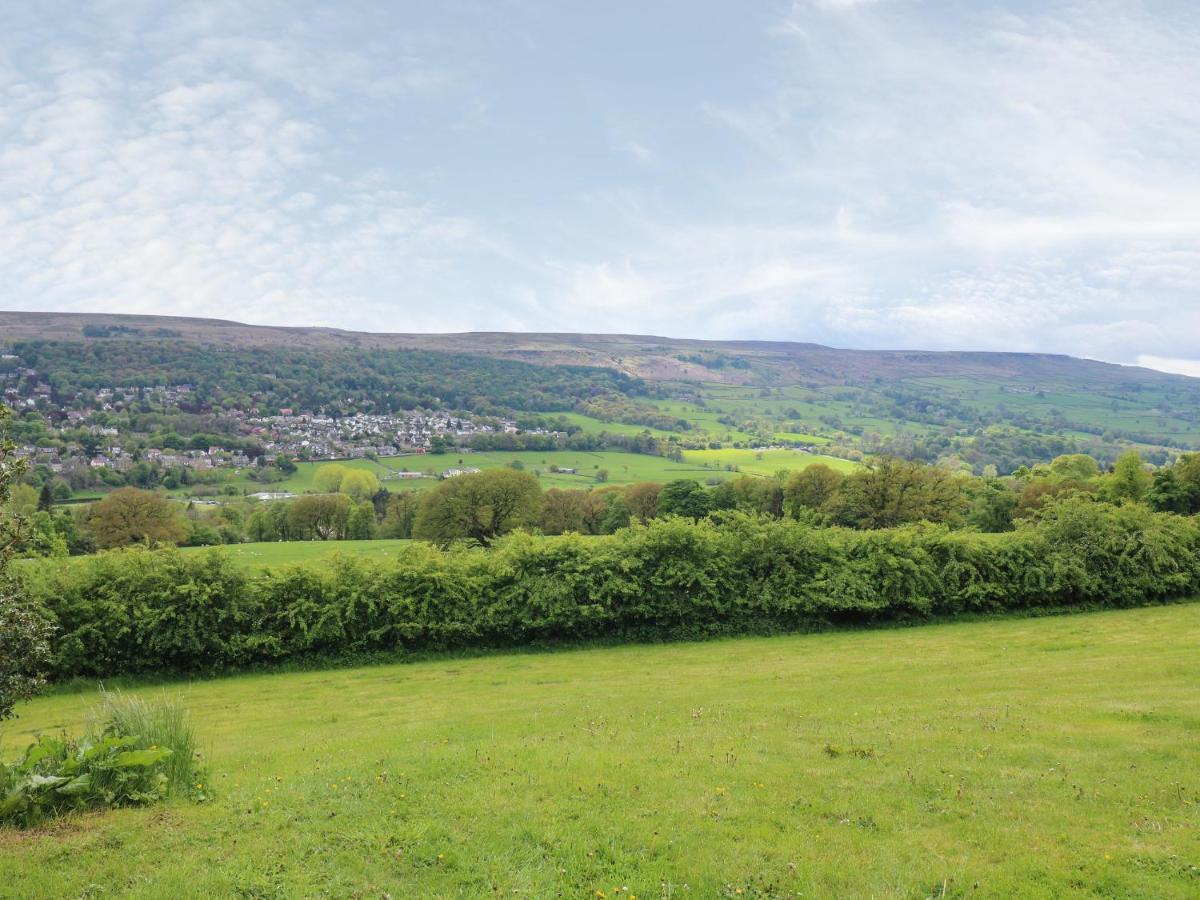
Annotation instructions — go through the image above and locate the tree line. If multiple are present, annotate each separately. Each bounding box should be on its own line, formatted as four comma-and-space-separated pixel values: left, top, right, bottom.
12, 445, 1200, 559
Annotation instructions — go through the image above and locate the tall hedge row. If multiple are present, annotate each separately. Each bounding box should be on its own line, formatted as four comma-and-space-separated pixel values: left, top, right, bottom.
19, 498, 1200, 680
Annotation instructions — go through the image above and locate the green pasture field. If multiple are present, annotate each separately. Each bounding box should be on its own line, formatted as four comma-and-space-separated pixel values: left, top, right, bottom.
901, 376, 1200, 445
773, 431, 832, 445
225, 456, 420, 494
233, 449, 855, 496
557, 411, 678, 439
684, 447, 859, 476
2, 603, 1197, 897
176, 539, 413, 570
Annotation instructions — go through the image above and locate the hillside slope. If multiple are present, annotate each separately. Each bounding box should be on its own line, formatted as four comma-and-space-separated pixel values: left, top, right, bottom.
5, 310, 1200, 468
0, 309, 1189, 388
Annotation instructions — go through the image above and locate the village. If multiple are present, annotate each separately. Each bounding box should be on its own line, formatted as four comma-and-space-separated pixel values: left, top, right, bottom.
1, 361, 553, 476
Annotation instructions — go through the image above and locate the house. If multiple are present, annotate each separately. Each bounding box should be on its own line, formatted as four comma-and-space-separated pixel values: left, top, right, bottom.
441, 467, 481, 478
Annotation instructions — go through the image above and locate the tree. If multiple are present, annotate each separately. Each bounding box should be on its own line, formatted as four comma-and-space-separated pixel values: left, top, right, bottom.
287, 494, 352, 540
1048, 453, 1099, 482
339, 469, 380, 503
0, 403, 53, 719
413, 469, 542, 546
380, 491, 420, 539
540, 489, 608, 535
784, 464, 843, 517
1015, 478, 1093, 518
85, 487, 187, 549
313, 464, 348, 494
37, 482, 53, 512
599, 494, 631, 533
8, 483, 38, 517
657, 480, 712, 520
967, 480, 1017, 532
247, 506, 279, 542
1147, 467, 1194, 514
623, 482, 661, 523
1107, 451, 1151, 502
827, 457, 968, 529
348, 501, 377, 539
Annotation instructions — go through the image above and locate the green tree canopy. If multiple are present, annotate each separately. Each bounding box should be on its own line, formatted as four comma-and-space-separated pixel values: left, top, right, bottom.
313, 464, 348, 494
339, 469, 380, 503
413, 469, 542, 546
85, 488, 187, 549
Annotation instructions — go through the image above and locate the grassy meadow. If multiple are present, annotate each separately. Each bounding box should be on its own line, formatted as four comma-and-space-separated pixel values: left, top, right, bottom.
2, 603, 1198, 897
224, 448, 854, 498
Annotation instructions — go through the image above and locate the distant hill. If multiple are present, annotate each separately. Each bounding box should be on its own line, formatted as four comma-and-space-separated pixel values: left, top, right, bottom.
0, 310, 1188, 389
4, 310, 1200, 472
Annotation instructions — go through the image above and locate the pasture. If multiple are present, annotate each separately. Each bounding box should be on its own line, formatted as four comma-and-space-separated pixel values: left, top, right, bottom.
232, 448, 853, 497
2, 603, 1197, 897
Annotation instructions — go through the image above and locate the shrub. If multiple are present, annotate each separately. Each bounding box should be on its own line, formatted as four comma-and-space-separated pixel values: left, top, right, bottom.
0, 691, 204, 827
16, 498, 1200, 681
0, 590, 52, 721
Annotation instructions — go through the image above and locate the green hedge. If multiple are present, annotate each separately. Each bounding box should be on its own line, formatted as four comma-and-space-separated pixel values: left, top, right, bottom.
19, 498, 1200, 680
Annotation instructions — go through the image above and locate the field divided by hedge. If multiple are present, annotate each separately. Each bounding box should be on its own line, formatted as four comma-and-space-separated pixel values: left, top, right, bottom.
18, 498, 1200, 680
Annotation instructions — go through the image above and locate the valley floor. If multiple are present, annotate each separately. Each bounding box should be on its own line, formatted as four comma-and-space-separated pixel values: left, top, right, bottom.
2, 604, 1198, 898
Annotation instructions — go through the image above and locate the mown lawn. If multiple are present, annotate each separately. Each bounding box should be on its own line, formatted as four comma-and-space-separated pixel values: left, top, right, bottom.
2, 604, 1198, 897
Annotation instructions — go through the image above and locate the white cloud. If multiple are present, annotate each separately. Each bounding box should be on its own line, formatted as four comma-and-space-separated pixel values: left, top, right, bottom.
3, 1, 1200, 361
0, 2, 502, 331
1137, 356, 1200, 379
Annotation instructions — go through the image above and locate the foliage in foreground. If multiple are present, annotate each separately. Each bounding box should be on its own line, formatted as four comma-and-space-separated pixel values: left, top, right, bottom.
0, 691, 203, 827
0, 401, 53, 719
3, 605, 1197, 897
17, 496, 1200, 680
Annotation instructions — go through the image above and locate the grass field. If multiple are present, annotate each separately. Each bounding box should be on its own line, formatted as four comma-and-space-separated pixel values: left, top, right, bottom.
225, 456, 420, 495
3, 604, 1198, 897
225, 449, 856, 497
176, 539, 412, 570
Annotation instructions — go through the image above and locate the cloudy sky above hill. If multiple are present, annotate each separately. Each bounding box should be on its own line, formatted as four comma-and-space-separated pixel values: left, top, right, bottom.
3, 1, 1199, 370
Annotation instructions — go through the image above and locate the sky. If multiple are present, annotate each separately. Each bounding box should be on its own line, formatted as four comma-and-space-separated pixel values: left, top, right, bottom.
3, 1, 1200, 372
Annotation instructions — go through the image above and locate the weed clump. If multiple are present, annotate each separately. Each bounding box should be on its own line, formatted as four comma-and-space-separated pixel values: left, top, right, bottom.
0, 690, 205, 827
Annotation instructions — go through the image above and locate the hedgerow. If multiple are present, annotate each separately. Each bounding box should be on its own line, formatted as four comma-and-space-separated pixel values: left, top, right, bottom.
18, 498, 1200, 681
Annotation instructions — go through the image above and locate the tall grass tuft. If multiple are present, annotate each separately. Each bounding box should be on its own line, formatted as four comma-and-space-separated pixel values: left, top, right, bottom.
88, 689, 203, 796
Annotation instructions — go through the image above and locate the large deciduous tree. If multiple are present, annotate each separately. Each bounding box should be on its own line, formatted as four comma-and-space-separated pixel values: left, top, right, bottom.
784, 464, 844, 517
657, 480, 712, 520
85, 487, 187, 549
827, 457, 968, 529
339, 469, 380, 503
287, 494, 352, 540
413, 469, 542, 546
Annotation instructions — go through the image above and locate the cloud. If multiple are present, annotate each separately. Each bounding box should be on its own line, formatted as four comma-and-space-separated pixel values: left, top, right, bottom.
557, 0, 1200, 361
1137, 356, 1200, 379
0, 1, 501, 331
3, 1, 1200, 363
